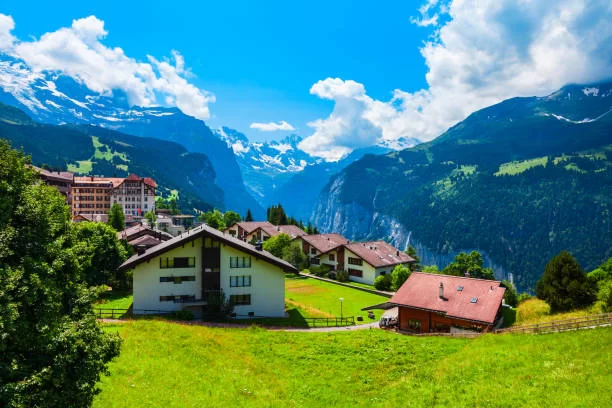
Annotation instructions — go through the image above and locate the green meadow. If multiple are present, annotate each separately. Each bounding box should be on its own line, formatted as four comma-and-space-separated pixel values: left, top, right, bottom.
94, 321, 611, 407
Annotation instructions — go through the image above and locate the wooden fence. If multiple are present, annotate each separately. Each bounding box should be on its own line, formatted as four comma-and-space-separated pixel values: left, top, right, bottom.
302, 316, 356, 327
494, 313, 612, 335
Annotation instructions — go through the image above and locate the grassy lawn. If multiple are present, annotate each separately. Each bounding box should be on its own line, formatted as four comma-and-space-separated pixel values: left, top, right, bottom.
95, 291, 133, 318
94, 320, 612, 407
285, 275, 388, 324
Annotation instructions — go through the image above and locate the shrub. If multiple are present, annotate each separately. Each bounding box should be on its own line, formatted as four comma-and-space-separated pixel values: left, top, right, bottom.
374, 275, 392, 291
336, 270, 349, 282
309, 264, 330, 277
391, 265, 411, 291
501, 280, 518, 307
517, 292, 532, 305
169, 310, 194, 321
536, 251, 597, 312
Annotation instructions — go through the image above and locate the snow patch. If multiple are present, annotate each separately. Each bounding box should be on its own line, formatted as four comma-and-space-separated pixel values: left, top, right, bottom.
582, 87, 599, 96
269, 143, 293, 154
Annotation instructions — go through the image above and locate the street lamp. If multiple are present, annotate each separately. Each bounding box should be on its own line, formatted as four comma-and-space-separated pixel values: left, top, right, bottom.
339, 297, 344, 320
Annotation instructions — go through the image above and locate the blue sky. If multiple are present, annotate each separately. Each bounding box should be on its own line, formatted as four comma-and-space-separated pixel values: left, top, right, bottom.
1, 1, 611, 159
1, 1, 433, 141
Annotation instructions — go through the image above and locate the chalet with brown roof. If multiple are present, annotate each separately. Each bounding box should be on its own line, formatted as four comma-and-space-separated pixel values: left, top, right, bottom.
365, 272, 506, 334
342, 241, 415, 285
224, 221, 307, 243
117, 224, 173, 247
297, 233, 349, 269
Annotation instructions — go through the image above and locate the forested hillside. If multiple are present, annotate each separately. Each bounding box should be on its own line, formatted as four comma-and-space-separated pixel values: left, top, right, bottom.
314, 83, 612, 291
0, 103, 223, 212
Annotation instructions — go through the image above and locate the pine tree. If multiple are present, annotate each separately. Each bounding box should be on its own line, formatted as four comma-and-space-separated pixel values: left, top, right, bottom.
245, 208, 253, 222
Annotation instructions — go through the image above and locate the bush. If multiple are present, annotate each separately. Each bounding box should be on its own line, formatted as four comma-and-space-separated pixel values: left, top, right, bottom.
169, 310, 194, 321
374, 275, 392, 291
391, 265, 411, 291
536, 251, 597, 312
517, 292, 532, 305
336, 270, 349, 282
501, 280, 518, 307
309, 264, 330, 277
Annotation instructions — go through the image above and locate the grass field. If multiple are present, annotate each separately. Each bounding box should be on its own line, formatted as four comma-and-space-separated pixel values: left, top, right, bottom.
514, 298, 599, 325
93, 320, 612, 407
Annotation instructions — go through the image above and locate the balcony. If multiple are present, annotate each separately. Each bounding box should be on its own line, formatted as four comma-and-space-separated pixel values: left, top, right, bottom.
172, 290, 224, 306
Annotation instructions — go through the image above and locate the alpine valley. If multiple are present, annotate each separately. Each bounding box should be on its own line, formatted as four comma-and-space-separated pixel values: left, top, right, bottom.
0, 51, 610, 291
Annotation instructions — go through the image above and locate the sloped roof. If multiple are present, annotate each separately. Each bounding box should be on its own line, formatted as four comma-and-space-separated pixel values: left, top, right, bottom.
32, 166, 74, 182
119, 223, 297, 272
389, 272, 506, 324
301, 233, 349, 253
117, 224, 173, 241
260, 224, 308, 239
228, 221, 275, 234
73, 213, 109, 223
128, 235, 162, 247
344, 241, 414, 268
74, 176, 124, 188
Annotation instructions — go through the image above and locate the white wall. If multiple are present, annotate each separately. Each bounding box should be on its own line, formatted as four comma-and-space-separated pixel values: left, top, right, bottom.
132, 236, 286, 317
133, 238, 202, 313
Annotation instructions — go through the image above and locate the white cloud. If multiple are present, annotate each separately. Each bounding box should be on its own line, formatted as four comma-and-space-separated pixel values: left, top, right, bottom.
250, 120, 295, 131
300, 0, 612, 161
0, 14, 214, 120
0, 14, 15, 50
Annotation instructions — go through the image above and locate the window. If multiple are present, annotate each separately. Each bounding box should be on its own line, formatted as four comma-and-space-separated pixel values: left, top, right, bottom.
159, 257, 196, 269
328, 254, 335, 261
408, 319, 422, 330
310, 248, 317, 255
457, 286, 463, 291
159, 295, 195, 302
310, 258, 320, 265
160, 276, 196, 284
348, 257, 363, 266
230, 256, 251, 268
230, 275, 251, 287
348, 268, 362, 277
230, 294, 251, 305
471, 297, 478, 303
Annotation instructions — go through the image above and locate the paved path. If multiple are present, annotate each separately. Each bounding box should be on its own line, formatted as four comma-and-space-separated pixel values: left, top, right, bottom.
99, 318, 381, 332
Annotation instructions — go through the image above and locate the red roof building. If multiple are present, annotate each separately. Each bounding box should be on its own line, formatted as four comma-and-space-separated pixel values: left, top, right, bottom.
384, 272, 506, 333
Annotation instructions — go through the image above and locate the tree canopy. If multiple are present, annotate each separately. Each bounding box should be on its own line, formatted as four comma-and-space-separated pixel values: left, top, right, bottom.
263, 233, 292, 258
198, 209, 226, 230
107, 203, 125, 231
535, 251, 596, 312
391, 264, 411, 291
442, 251, 495, 280
0, 140, 121, 407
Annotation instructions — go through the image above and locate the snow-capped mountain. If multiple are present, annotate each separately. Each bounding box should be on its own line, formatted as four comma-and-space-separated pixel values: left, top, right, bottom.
214, 126, 320, 204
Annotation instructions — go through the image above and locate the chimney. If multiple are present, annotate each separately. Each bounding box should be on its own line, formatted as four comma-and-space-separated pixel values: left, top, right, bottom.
255, 240, 263, 251
465, 271, 470, 278
136, 245, 147, 255
439, 282, 444, 299
396, 250, 399, 256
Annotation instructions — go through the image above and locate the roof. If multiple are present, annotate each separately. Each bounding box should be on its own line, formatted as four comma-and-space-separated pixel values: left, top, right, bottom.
388, 272, 506, 324
259, 224, 308, 239
301, 233, 348, 253
73, 213, 109, 223
228, 221, 275, 234
31, 166, 74, 182
117, 224, 173, 241
344, 241, 414, 268
128, 235, 162, 247
119, 223, 297, 273
74, 176, 124, 188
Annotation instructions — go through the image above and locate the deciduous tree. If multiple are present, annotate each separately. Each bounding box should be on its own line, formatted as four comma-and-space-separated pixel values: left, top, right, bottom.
391, 264, 411, 291
107, 203, 125, 231
263, 233, 292, 258
0, 140, 121, 407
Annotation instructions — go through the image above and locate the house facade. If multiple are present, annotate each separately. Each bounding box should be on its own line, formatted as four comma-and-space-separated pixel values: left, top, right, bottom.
370, 272, 506, 333
225, 222, 307, 243
342, 241, 415, 285
119, 224, 296, 318
110, 174, 156, 218
298, 233, 348, 268
72, 177, 114, 217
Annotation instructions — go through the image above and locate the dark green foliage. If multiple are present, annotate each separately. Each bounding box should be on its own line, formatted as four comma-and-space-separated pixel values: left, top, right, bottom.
391, 265, 411, 291
155, 196, 180, 215
335, 269, 349, 282
282, 241, 307, 268
71, 222, 129, 290
536, 251, 597, 312
406, 245, 421, 271
263, 233, 292, 258
442, 251, 495, 280
0, 140, 121, 407
309, 264, 330, 277
107, 203, 125, 231
501, 280, 518, 307
374, 274, 392, 291
198, 209, 226, 230
223, 211, 241, 227
589, 257, 612, 312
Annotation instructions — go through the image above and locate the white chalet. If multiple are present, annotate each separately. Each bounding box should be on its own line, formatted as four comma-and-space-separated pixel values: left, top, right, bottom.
119, 224, 296, 318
